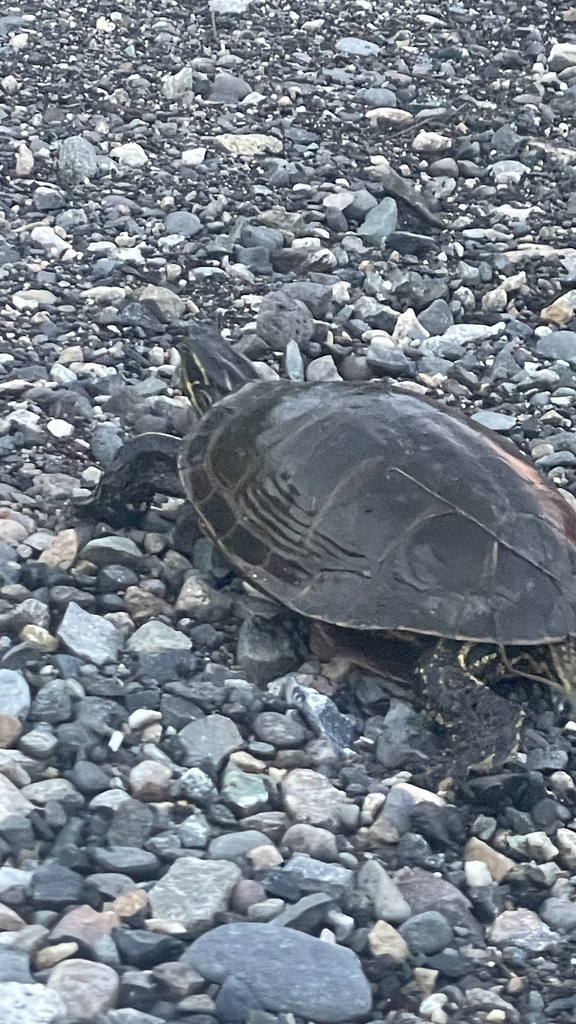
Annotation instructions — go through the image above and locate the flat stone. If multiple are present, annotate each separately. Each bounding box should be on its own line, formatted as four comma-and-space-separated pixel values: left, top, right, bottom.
50, 905, 121, 946
183, 922, 372, 1022
57, 602, 122, 666
112, 142, 148, 167
148, 858, 241, 936
0, 983, 67, 1024
470, 410, 516, 432
137, 284, 186, 322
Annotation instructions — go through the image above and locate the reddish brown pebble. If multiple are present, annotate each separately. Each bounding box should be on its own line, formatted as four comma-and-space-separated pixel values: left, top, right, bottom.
230, 879, 267, 915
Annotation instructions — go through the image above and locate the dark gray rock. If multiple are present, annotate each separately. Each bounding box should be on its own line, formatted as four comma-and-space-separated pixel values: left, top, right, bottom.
182, 922, 372, 1021
398, 910, 454, 954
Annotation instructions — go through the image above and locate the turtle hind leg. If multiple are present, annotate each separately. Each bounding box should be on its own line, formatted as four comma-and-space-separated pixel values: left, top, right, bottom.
74, 433, 183, 528
417, 639, 525, 780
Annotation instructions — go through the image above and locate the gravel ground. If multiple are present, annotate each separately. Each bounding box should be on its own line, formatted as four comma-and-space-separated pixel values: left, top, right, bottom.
2, 0, 576, 1021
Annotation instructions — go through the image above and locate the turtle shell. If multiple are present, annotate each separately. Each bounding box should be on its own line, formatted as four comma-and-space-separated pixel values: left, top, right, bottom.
178, 380, 576, 645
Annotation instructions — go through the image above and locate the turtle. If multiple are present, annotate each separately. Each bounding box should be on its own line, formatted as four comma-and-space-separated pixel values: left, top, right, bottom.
78, 324, 576, 779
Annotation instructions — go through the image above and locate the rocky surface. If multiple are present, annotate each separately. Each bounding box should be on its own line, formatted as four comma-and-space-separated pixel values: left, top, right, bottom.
1, 0, 576, 1022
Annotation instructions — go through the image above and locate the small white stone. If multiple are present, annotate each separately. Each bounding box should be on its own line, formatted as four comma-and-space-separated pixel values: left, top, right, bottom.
47, 419, 74, 438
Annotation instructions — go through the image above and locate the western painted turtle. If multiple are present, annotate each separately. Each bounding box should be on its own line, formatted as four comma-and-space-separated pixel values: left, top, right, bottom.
80, 325, 576, 777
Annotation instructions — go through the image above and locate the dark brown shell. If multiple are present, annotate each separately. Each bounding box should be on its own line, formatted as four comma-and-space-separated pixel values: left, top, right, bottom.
178, 380, 576, 645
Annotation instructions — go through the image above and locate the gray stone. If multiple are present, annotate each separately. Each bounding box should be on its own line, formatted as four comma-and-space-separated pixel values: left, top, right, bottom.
281, 823, 338, 862
470, 410, 516, 432
549, 42, 576, 72
208, 831, 274, 866
183, 922, 372, 1021
541, 896, 576, 933
57, 602, 122, 666
361, 87, 397, 107
236, 617, 301, 684
271, 891, 334, 930
280, 281, 334, 319
137, 285, 186, 322
0, 983, 67, 1024
358, 198, 398, 245
58, 135, 98, 182
536, 331, 576, 365
281, 768, 358, 832
487, 908, 560, 951
0, 670, 30, 718
149, 857, 241, 936
164, 211, 202, 237
256, 290, 315, 351
356, 860, 411, 924
336, 37, 380, 56
81, 536, 142, 567
272, 854, 354, 900
126, 620, 191, 654
253, 711, 307, 748
221, 763, 270, 816
398, 910, 454, 954
178, 714, 243, 770
418, 298, 454, 335
209, 72, 252, 103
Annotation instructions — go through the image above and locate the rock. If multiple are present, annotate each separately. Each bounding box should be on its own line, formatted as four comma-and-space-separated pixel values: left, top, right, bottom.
549, 42, 576, 72
536, 330, 576, 365
555, 828, 576, 870
358, 198, 398, 246
47, 959, 119, 1017
148, 858, 241, 936
221, 763, 270, 816
81, 536, 142, 567
470, 410, 516, 432
0, 671, 30, 718
0, 983, 67, 1024
336, 37, 380, 56
57, 603, 122, 666
126, 620, 191, 654
214, 133, 283, 157
487, 909, 560, 951
0, 777, 33, 824
281, 824, 338, 862
268, 854, 354, 900
183, 922, 372, 1021
178, 714, 243, 770
58, 135, 98, 182
463, 838, 514, 882
356, 860, 411, 924
398, 911, 454, 955
112, 142, 148, 167
367, 920, 410, 961
281, 769, 358, 832
256, 290, 314, 350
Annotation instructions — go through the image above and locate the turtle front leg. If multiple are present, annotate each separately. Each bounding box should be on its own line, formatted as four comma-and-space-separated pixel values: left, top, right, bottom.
416, 639, 525, 779
75, 433, 183, 528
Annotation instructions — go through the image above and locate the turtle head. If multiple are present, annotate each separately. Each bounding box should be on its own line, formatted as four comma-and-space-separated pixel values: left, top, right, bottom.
178, 327, 261, 416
